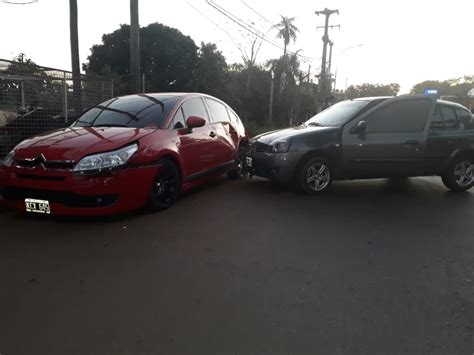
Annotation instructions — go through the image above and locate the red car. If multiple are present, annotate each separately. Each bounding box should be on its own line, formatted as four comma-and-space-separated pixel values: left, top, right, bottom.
0, 93, 247, 216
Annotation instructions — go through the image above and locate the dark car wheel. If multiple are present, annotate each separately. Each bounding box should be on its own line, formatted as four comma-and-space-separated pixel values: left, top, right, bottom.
294, 156, 333, 194
147, 158, 181, 212
442, 155, 473, 192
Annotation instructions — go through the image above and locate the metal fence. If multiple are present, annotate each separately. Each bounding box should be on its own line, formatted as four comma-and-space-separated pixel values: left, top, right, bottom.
0, 58, 113, 157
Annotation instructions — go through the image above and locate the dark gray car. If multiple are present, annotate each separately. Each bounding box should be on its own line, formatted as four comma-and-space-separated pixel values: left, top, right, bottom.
245, 95, 474, 193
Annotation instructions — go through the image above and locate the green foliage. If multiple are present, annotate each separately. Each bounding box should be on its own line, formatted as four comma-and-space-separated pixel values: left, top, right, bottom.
345, 83, 400, 99
0, 54, 64, 113
84, 23, 198, 94
244, 121, 275, 138
411, 77, 473, 97
411, 76, 474, 108
194, 43, 229, 100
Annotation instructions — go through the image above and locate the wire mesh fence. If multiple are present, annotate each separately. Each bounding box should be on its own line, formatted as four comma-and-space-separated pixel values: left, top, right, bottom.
0, 58, 113, 157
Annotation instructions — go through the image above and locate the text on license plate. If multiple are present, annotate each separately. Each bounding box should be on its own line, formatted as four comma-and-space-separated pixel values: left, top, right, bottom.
25, 199, 51, 214
246, 156, 253, 167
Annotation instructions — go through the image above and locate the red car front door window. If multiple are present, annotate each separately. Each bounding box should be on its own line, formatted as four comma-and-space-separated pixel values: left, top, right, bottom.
178, 98, 218, 178
204, 98, 238, 166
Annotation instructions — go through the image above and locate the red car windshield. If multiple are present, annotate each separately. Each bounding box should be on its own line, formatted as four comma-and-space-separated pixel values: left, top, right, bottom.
73, 94, 180, 128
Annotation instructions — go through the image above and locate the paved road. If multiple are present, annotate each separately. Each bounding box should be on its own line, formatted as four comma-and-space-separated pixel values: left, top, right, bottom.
0, 177, 473, 355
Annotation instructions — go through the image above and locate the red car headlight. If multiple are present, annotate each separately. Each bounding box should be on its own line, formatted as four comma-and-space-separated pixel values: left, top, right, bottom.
73, 143, 139, 174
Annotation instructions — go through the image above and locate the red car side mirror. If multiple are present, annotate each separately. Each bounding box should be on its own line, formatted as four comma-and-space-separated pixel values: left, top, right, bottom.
186, 116, 206, 129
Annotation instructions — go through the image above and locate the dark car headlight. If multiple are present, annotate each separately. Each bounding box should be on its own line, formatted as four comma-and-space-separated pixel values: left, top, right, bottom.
272, 139, 291, 153
73, 144, 138, 173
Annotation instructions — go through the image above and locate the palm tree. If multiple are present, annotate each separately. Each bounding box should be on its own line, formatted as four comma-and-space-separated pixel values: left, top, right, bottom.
69, 0, 81, 112
275, 16, 299, 58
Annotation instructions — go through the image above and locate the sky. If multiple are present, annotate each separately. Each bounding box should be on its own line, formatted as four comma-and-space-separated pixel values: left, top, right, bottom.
0, 0, 472, 94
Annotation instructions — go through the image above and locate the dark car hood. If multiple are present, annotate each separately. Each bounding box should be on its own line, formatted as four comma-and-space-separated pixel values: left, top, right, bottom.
13, 127, 155, 161
253, 125, 339, 145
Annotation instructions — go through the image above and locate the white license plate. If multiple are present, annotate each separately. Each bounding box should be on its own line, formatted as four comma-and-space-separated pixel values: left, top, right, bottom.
25, 199, 51, 214
246, 156, 253, 167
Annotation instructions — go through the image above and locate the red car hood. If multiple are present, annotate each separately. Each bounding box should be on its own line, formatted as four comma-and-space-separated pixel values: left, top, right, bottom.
14, 127, 155, 161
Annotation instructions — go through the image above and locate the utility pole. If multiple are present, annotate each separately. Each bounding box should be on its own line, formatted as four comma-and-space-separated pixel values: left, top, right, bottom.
130, 0, 141, 94
268, 70, 275, 127
315, 8, 339, 109
307, 64, 311, 92
69, 0, 81, 113
327, 40, 334, 81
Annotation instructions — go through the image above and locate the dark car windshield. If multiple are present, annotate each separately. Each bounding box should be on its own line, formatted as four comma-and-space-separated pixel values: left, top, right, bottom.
72, 94, 180, 128
305, 100, 369, 127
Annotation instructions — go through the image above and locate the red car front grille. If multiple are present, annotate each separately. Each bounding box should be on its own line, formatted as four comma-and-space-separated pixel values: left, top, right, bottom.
15, 159, 75, 170
15, 173, 66, 182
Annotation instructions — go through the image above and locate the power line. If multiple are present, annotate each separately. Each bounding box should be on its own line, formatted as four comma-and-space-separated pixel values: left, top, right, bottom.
206, 0, 318, 63
185, 0, 268, 66
240, 0, 273, 25
1, 0, 38, 4
207, 0, 268, 39
185, 0, 243, 51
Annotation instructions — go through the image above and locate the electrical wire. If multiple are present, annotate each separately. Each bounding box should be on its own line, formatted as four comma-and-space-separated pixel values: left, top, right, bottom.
184, 0, 243, 51
206, 0, 318, 62
1, 0, 38, 4
240, 0, 273, 25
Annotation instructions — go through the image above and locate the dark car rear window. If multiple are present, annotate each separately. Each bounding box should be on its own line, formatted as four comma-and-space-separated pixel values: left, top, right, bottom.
73, 94, 180, 129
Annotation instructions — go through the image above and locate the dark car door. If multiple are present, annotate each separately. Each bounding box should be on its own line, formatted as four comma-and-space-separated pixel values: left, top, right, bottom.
342, 97, 434, 178
178, 97, 218, 180
204, 98, 236, 168
424, 104, 462, 174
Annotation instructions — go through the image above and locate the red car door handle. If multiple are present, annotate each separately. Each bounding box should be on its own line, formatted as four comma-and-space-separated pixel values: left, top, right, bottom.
209, 132, 217, 138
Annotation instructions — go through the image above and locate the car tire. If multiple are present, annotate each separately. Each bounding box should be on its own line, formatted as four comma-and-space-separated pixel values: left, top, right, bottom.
442, 155, 474, 192
294, 156, 333, 194
147, 158, 181, 212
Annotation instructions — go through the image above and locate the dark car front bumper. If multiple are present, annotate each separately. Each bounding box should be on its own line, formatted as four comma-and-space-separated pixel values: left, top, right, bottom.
244, 149, 304, 183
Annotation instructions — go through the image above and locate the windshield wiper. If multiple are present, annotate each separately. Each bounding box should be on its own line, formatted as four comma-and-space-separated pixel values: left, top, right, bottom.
93, 124, 130, 128
95, 106, 140, 121
306, 122, 323, 127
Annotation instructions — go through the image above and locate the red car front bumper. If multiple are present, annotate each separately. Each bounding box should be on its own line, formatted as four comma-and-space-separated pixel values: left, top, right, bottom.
0, 165, 158, 216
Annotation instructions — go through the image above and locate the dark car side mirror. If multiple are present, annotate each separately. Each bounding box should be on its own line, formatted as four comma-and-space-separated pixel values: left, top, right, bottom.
351, 120, 367, 135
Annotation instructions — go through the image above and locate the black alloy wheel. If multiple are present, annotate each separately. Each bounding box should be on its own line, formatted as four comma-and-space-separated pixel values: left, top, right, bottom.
147, 158, 181, 211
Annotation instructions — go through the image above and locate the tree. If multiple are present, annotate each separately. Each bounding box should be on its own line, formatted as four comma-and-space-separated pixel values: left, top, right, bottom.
84, 23, 199, 95
0, 54, 65, 114
267, 53, 302, 126
194, 43, 229, 100
237, 36, 265, 92
345, 83, 400, 99
411, 77, 474, 108
411, 77, 474, 97
69, 0, 81, 112
275, 16, 298, 58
